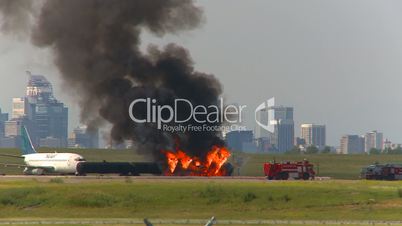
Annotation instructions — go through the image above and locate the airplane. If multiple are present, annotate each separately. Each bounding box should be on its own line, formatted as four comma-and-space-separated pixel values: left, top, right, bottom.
0, 126, 86, 175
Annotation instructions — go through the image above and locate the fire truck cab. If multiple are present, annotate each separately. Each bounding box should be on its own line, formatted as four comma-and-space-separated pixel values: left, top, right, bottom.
263, 160, 315, 180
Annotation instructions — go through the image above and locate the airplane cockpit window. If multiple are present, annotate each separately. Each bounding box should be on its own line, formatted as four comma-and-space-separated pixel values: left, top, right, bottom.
74, 157, 86, 161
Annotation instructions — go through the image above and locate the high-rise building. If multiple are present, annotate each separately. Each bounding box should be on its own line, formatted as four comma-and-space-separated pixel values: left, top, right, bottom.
255, 97, 274, 152
294, 137, 306, 146
301, 124, 326, 149
339, 135, 365, 154
0, 108, 8, 138
255, 108, 269, 139
68, 125, 99, 148
25, 72, 69, 147
2, 115, 36, 148
254, 97, 295, 152
1, 72, 69, 148
4, 117, 35, 137
268, 105, 294, 152
4, 119, 22, 137
35, 101, 68, 147
4, 72, 68, 148
11, 97, 31, 119
26, 73, 54, 100
226, 130, 256, 152
40, 137, 63, 148
2, 118, 24, 148
364, 131, 383, 152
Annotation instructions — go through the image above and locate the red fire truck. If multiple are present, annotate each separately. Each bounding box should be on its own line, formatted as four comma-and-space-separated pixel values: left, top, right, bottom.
263, 160, 315, 180
361, 163, 402, 180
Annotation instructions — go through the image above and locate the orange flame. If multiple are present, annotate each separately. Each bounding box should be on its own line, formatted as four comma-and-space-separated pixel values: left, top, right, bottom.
162, 145, 231, 176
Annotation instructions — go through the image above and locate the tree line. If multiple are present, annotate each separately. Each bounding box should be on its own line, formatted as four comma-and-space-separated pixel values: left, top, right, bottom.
285, 146, 402, 155
285, 145, 331, 154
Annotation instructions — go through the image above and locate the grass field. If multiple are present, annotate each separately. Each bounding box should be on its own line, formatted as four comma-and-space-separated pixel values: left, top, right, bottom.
2, 148, 402, 179
0, 179, 401, 222
0, 149, 402, 225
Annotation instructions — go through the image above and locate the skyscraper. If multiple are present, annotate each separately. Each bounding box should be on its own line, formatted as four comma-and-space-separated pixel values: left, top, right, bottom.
68, 125, 99, 148
339, 135, 365, 154
255, 108, 269, 139
364, 131, 383, 152
225, 130, 257, 152
3, 72, 68, 148
275, 108, 294, 152
26, 73, 54, 100
25, 72, 68, 147
268, 104, 294, 152
301, 124, 326, 149
255, 97, 294, 152
2, 117, 32, 147
255, 97, 275, 152
5, 96, 36, 147
0, 108, 8, 138
11, 97, 31, 119
4, 119, 23, 137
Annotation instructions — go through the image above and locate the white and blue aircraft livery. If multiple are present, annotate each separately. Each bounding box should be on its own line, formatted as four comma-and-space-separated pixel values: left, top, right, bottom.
19, 126, 86, 175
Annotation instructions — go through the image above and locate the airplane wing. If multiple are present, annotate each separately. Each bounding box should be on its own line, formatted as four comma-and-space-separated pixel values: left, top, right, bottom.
0, 154, 26, 168
0, 163, 55, 172
0, 162, 26, 168
0, 153, 24, 159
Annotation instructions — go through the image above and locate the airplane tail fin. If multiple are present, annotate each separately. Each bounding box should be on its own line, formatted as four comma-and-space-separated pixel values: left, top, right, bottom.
20, 126, 37, 155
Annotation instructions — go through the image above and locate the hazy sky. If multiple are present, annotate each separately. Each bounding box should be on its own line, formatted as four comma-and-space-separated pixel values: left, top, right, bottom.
1, 0, 402, 146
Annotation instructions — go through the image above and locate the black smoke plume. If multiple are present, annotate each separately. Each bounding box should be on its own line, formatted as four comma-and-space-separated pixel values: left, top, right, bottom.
0, 0, 33, 35
0, 0, 225, 160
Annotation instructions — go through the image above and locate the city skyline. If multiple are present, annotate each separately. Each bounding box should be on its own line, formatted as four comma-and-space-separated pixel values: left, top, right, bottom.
1, 72, 69, 148
0, 79, 392, 149
0, 82, 392, 149
0, 70, 393, 153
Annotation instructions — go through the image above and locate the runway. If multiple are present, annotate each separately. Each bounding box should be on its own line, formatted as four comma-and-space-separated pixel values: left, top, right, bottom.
0, 174, 266, 181
0, 175, 331, 183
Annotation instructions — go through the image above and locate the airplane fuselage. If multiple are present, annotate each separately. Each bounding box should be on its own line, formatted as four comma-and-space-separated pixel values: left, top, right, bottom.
23, 153, 85, 175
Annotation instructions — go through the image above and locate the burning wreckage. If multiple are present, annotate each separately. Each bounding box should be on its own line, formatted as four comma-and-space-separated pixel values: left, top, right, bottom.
162, 145, 233, 176
75, 151, 234, 177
